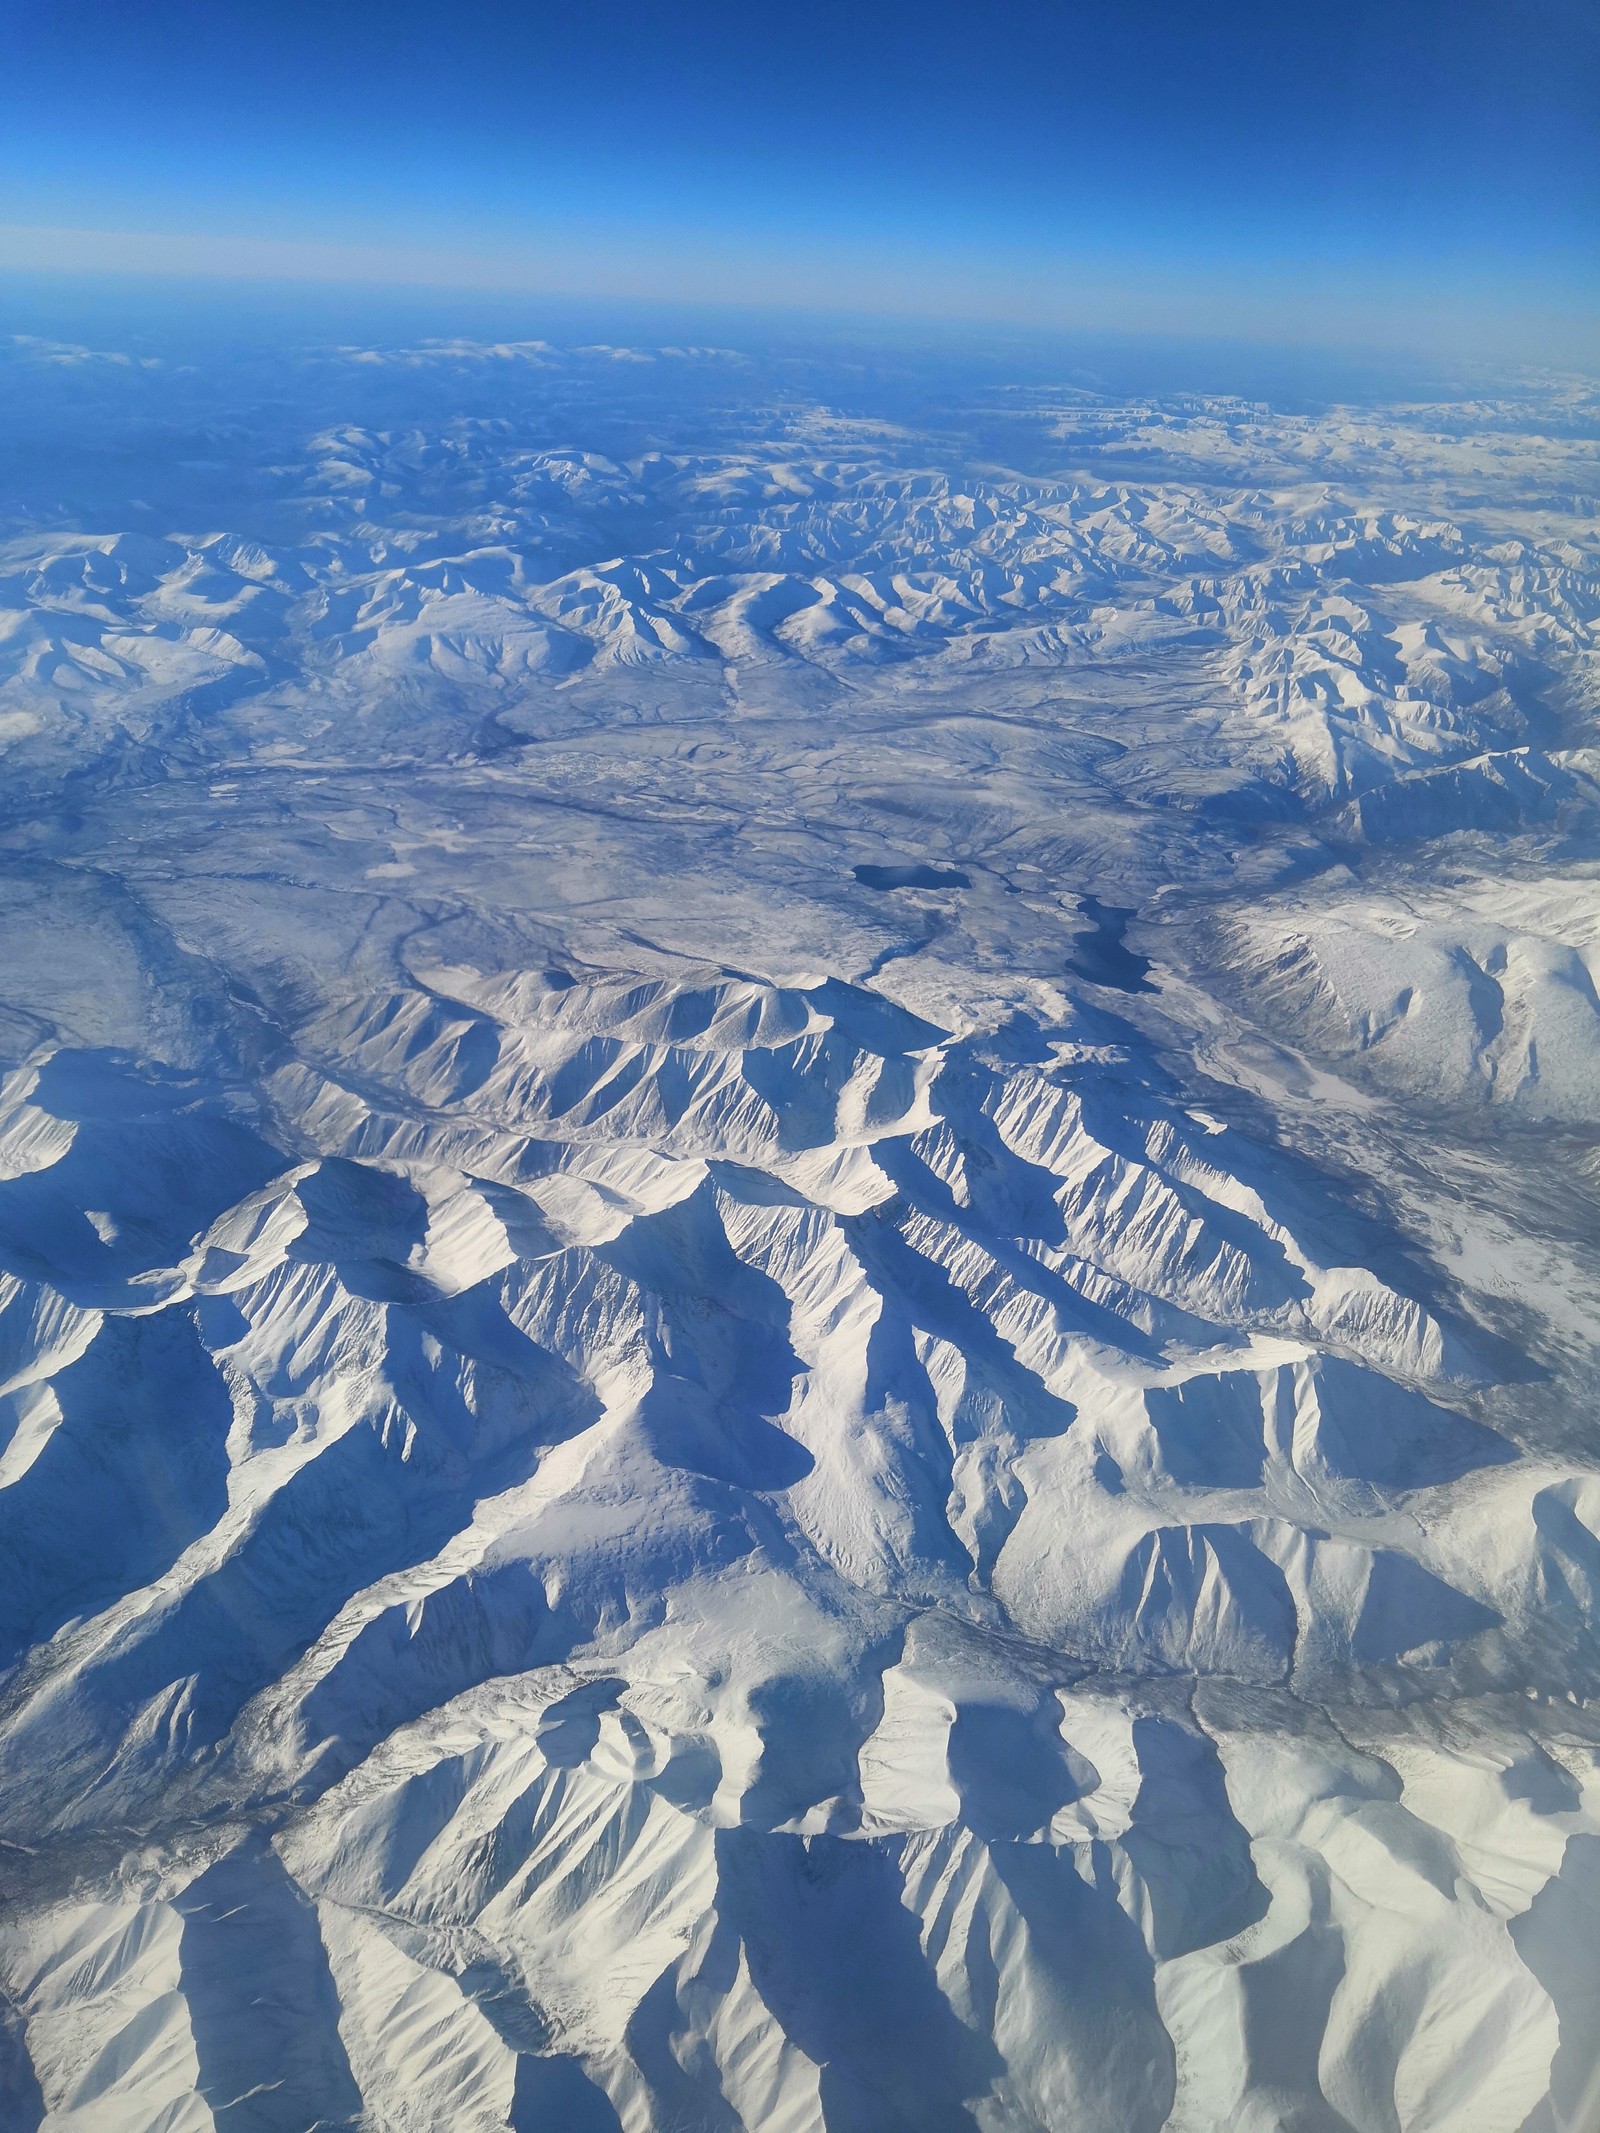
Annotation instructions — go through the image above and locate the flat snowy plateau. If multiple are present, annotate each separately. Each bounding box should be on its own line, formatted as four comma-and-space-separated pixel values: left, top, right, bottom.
0, 324, 1597, 2131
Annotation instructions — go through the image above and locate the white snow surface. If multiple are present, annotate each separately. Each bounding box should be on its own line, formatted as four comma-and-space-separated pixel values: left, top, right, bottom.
0, 328, 1598, 2131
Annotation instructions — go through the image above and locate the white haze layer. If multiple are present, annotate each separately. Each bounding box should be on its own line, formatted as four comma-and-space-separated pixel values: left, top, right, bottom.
0, 328, 1597, 2132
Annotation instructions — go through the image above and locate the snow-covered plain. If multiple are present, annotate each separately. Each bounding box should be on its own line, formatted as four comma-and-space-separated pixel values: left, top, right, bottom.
0, 323, 1598, 2131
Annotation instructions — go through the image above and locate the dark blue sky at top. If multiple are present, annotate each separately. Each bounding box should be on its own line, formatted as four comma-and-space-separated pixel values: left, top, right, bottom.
4, 0, 1596, 350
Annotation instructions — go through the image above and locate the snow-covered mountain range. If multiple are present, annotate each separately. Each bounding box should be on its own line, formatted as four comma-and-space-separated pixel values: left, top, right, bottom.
0, 325, 1597, 2132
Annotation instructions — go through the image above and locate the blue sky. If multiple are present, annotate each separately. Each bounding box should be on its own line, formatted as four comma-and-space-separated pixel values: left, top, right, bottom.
4, 0, 1595, 354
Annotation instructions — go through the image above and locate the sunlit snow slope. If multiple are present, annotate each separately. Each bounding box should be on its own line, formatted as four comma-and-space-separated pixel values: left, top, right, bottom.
0, 327, 1598, 2132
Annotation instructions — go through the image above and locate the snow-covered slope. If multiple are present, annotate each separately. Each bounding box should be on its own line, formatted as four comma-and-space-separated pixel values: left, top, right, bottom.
0, 327, 1597, 2132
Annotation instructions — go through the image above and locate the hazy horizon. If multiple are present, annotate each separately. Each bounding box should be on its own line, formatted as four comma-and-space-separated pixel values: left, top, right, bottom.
6, 0, 1596, 361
